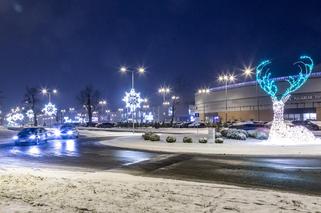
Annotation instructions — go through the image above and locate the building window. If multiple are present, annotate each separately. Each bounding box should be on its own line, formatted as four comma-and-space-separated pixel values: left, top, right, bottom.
303, 113, 316, 120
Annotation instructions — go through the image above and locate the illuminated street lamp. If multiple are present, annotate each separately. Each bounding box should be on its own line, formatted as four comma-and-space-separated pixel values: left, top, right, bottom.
198, 88, 210, 121
119, 65, 146, 132
41, 88, 58, 103
218, 74, 236, 122
242, 65, 259, 120
119, 66, 145, 89
98, 100, 107, 122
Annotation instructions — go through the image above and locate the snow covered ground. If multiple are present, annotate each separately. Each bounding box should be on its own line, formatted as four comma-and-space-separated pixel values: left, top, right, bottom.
0, 126, 16, 144
0, 167, 320, 213
97, 131, 321, 156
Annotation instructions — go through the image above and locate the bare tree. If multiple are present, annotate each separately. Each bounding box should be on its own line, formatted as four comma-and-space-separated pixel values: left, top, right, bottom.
24, 87, 41, 126
77, 85, 100, 125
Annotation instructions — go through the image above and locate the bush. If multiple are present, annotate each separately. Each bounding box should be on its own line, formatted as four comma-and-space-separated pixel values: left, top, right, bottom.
215, 138, 224, 144
226, 129, 247, 140
246, 128, 269, 140
220, 128, 228, 137
149, 133, 160, 141
183, 136, 193, 143
199, 137, 208, 143
166, 136, 176, 143
142, 132, 153, 140
215, 132, 222, 138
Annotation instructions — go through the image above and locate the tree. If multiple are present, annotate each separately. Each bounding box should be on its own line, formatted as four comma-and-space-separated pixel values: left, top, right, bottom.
77, 85, 100, 125
24, 87, 41, 126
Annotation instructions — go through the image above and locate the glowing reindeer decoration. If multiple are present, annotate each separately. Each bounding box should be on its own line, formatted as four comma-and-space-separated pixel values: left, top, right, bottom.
256, 56, 317, 144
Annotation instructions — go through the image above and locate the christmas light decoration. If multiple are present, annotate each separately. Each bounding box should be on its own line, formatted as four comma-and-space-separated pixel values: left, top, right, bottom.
122, 89, 143, 113
6, 107, 24, 126
256, 55, 320, 144
42, 102, 57, 116
26, 109, 34, 119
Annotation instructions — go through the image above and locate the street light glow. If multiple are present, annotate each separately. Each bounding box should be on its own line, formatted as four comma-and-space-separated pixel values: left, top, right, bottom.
41, 88, 48, 94
243, 66, 253, 78
138, 66, 145, 73
120, 66, 127, 73
53, 89, 58, 94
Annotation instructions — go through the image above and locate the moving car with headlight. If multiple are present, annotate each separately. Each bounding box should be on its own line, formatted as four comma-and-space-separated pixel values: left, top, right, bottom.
13, 127, 48, 145
53, 124, 79, 139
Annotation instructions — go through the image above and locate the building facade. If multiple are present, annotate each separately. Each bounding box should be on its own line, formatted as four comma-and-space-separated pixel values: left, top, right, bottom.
195, 72, 321, 123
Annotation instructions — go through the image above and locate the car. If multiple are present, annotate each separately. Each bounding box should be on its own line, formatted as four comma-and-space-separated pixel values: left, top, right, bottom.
229, 121, 265, 131
53, 124, 79, 139
292, 120, 320, 131
96, 122, 114, 128
13, 127, 48, 145
188, 121, 206, 128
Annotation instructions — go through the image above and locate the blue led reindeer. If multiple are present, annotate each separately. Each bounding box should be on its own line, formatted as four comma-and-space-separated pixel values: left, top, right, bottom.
256, 56, 316, 144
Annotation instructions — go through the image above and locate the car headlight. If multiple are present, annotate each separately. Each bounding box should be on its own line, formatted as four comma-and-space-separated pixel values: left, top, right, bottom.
54, 129, 61, 136
29, 134, 36, 140
67, 130, 73, 135
12, 136, 18, 140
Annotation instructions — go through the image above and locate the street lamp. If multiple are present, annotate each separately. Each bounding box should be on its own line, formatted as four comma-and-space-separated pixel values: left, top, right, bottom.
198, 88, 210, 122
242, 66, 259, 120
119, 65, 146, 132
218, 74, 236, 123
120, 66, 145, 89
41, 88, 58, 103
158, 86, 171, 122
98, 100, 107, 122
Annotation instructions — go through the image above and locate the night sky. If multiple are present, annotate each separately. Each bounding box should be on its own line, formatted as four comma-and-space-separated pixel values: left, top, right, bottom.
1, 0, 321, 110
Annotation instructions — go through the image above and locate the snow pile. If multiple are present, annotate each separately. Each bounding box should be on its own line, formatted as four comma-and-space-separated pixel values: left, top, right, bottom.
0, 169, 321, 212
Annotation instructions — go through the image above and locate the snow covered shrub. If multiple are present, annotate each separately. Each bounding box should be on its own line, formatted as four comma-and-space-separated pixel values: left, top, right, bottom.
149, 133, 160, 141
199, 137, 208, 143
166, 136, 176, 143
183, 136, 193, 143
215, 138, 224, 143
215, 132, 222, 138
246, 128, 269, 140
254, 128, 269, 140
220, 128, 228, 137
142, 132, 154, 140
226, 129, 247, 140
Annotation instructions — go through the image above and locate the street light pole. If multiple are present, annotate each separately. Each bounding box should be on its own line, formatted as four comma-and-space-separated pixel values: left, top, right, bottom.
120, 66, 145, 133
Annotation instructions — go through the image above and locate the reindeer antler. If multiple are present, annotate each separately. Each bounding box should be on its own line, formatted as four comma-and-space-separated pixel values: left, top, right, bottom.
256, 59, 278, 100
281, 56, 314, 100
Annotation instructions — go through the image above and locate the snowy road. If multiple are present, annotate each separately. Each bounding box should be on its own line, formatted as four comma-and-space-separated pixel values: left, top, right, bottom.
1, 129, 321, 195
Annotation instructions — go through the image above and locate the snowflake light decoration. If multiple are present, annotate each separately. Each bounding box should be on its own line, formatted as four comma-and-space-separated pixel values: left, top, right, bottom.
42, 102, 57, 116
122, 89, 143, 112
6, 107, 24, 126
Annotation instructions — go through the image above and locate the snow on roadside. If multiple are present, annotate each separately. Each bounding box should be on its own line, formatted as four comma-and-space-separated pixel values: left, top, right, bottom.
0, 168, 320, 213
99, 134, 321, 156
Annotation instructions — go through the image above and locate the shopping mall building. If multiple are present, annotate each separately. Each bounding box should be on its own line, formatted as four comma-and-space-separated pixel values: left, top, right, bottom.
195, 71, 321, 123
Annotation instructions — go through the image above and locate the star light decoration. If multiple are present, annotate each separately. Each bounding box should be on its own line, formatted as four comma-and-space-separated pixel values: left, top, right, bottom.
256, 55, 320, 145
42, 102, 57, 116
122, 89, 143, 113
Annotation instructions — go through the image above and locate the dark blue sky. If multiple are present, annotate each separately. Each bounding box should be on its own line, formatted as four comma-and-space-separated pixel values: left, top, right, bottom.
0, 0, 321, 110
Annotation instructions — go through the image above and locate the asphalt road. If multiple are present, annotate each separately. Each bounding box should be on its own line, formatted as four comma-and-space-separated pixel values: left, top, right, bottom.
1, 131, 321, 195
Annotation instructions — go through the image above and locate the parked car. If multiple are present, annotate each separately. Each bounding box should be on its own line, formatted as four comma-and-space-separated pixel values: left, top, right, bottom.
188, 121, 206, 128
13, 127, 48, 145
53, 124, 79, 139
96, 122, 114, 128
176, 121, 192, 128
229, 121, 265, 131
292, 120, 320, 131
